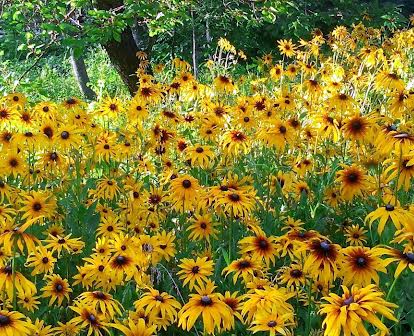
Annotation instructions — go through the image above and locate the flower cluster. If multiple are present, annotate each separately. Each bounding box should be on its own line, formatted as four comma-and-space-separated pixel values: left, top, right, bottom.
0, 23, 413, 335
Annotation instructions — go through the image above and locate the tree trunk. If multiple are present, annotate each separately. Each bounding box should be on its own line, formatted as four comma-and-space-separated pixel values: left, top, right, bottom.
102, 27, 141, 95
70, 49, 97, 100
96, 0, 153, 95
191, 9, 197, 78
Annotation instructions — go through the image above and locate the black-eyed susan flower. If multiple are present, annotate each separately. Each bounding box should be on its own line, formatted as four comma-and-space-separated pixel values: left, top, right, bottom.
187, 213, 218, 242
215, 188, 257, 218
26, 246, 56, 276
1, 150, 27, 178
20, 190, 56, 223
336, 165, 370, 200
303, 239, 341, 283
110, 317, 156, 336
0, 310, 32, 335
18, 292, 40, 312
177, 257, 214, 290
278, 262, 306, 289
365, 203, 410, 235
214, 74, 235, 93
385, 248, 414, 278
278, 39, 296, 57
220, 291, 243, 330
134, 288, 181, 322
239, 231, 278, 266
178, 280, 232, 335
69, 306, 109, 336
0, 264, 36, 300
221, 130, 251, 157
250, 308, 294, 336
384, 154, 414, 191
340, 246, 388, 286
223, 256, 262, 284
344, 225, 368, 246
168, 175, 201, 212
184, 144, 215, 168
241, 286, 295, 323
76, 291, 123, 319
41, 274, 72, 306
319, 284, 397, 336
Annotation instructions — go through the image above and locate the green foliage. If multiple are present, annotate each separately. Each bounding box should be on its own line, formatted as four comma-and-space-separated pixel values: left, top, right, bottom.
0, 48, 127, 101
0, 0, 409, 64
0, 0, 410, 100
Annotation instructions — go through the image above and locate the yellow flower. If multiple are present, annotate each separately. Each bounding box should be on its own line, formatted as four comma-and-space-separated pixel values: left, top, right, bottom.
239, 231, 278, 266
41, 274, 72, 306
320, 284, 397, 336
336, 165, 370, 201
184, 144, 215, 169
0, 310, 32, 335
177, 257, 214, 290
340, 246, 388, 286
277, 39, 296, 57
134, 287, 181, 322
222, 256, 262, 284
168, 175, 201, 213
187, 213, 218, 242
250, 308, 294, 336
365, 204, 410, 235
303, 239, 341, 283
385, 248, 414, 278
110, 317, 157, 336
178, 280, 232, 335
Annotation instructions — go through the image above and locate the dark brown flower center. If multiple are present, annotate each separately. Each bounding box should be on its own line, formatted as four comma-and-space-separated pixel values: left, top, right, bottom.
346, 172, 359, 183
32, 202, 42, 211
320, 241, 330, 252
238, 260, 252, 269
267, 320, 277, 328
47, 152, 58, 162
43, 126, 53, 138
0, 314, 10, 326
355, 257, 367, 267
290, 269, 303, 278
155, 295, 164, 302
115, 255, 126, 265
94, 291, 106, 299
9, 158, 18, 167
257, 237, 269, 250
87, 313, 97, 324
385, 204, 394, 211
405, 252, 414, 263
61, 131, 69, 139
229, 193, 240, 202
182, 179, 192, 188
200, 295, 212, 306
343, 296, 354, 305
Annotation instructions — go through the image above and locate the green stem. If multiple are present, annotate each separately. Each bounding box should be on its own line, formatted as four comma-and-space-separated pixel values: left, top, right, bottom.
12, 242, 17, 310
305, 278, 313, 335
386, 274, 400, 301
